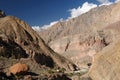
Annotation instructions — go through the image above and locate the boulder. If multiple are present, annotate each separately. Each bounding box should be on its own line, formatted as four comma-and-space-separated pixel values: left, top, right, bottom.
9, 63, 28, 75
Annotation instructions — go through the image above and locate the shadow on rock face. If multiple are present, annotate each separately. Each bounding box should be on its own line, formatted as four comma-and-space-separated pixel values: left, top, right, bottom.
0, 37, 28, 59
0, 10, 6, 18
80, 77, 92, 80
0, 71, 16, 80
34, 53, 54, 68
48, 74, 71, 80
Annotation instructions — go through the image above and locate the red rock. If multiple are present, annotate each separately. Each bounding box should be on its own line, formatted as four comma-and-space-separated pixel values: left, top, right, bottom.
9, 63, 28, 75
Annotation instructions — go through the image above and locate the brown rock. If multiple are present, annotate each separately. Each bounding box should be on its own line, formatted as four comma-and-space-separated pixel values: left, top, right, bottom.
89, 40, 120, 80
39, 2, 120, 44
24, 75, 32, 80
37, 2, 120, 67
0, 15, 77, 71
47, 74, 71, 80
9, 63, 28, 75
48, 34, 106, 67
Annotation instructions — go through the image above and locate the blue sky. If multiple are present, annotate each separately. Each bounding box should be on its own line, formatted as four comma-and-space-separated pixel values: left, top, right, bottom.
0, 0, 118, 27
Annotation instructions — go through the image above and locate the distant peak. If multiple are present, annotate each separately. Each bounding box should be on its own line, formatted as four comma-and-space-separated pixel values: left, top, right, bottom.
0, 10, 6, 18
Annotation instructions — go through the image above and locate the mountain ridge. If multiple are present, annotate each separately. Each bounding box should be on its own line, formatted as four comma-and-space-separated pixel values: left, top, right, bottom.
0, 15, 78, 79
38, 2, 120, 67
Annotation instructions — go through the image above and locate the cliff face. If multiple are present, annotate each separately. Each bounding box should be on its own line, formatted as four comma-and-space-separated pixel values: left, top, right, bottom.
89, 39, 120, 80
49, 34, 106, 67
0, 16, 77, 72
40, 2, 120, 43
38, 2, 120, 67
88, 21, 120, 80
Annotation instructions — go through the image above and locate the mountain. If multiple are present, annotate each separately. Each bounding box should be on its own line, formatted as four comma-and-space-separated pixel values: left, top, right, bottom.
0, 10, 6, 17
32, 26, 47, 32
78, 20, 120, 80
0, 15, 77, 79
38, 2, 120, 67
89, 37, 120, 80
39, 2, 120, 43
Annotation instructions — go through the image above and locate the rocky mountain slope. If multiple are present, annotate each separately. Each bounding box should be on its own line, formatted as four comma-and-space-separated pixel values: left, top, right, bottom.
77, 20, 120, 80
40, 2, 120, 43
39, 2, 120, 67
89, 38, 120, 80
0, 13, 78, 79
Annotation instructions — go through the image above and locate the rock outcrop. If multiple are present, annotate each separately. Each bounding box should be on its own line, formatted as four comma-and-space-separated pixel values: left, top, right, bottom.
38, 2, 120, 67
0, 10, 6, 18
89, 39, 120, 80
9, 63, 28, 75
0, 15, 77, 75
40, 2, 120, 43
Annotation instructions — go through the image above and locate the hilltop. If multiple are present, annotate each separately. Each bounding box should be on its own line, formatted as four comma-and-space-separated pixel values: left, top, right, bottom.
0, 13, 77, 79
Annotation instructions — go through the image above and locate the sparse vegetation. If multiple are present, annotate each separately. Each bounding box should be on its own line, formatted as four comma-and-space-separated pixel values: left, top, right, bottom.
57, 68, 66, 73
48, 69, 55, 74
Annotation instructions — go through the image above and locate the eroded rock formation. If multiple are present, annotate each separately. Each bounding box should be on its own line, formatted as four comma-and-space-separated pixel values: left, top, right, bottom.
89, 39, 120, 80
38, 2, 120, 67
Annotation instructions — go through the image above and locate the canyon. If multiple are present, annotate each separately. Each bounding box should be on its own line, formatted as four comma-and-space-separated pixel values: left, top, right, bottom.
39, 2, 120, 68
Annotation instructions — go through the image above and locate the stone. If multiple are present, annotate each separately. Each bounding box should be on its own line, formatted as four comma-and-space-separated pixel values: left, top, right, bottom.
9, 63, 28, 75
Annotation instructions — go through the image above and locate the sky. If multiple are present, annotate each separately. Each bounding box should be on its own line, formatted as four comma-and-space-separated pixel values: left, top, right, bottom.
0, 0, 119, 27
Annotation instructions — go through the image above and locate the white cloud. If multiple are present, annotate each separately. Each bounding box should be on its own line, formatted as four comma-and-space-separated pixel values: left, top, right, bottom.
97, 0, 114, 6
41, 21, 58, 29
32, 26, 41, 31
32, 21, 59, 31
34, 0, 119, 30
69, 2, 97, 18
99, 2, 113, 6
33, 18, 65, 31
115, 0, 120, 3
97, 0, 110, 4
32, 21, 58, 31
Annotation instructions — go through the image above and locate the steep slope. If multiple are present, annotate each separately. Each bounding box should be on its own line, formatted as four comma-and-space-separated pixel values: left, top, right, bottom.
0, 16, 77, 72
40, 2, 120, 43
38, 2, 120, 67
89, 39, 120, 80
76, 20, 120, 80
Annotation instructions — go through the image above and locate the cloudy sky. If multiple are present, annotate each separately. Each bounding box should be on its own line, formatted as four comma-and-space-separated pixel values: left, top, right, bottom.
0, 0, 119, 27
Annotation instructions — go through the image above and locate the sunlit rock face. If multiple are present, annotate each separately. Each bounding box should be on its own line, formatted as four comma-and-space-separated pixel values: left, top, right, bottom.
0, 15, 77, 72
38, 2, 120, 67
89, 39, 120, 80
49, 33, 106, 67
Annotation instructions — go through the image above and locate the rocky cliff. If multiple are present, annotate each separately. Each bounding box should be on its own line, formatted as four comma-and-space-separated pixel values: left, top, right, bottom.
89, 39, 120, 80
0, 15, 78, 79
39, 2, 120, 67
40, 2, 120, 43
